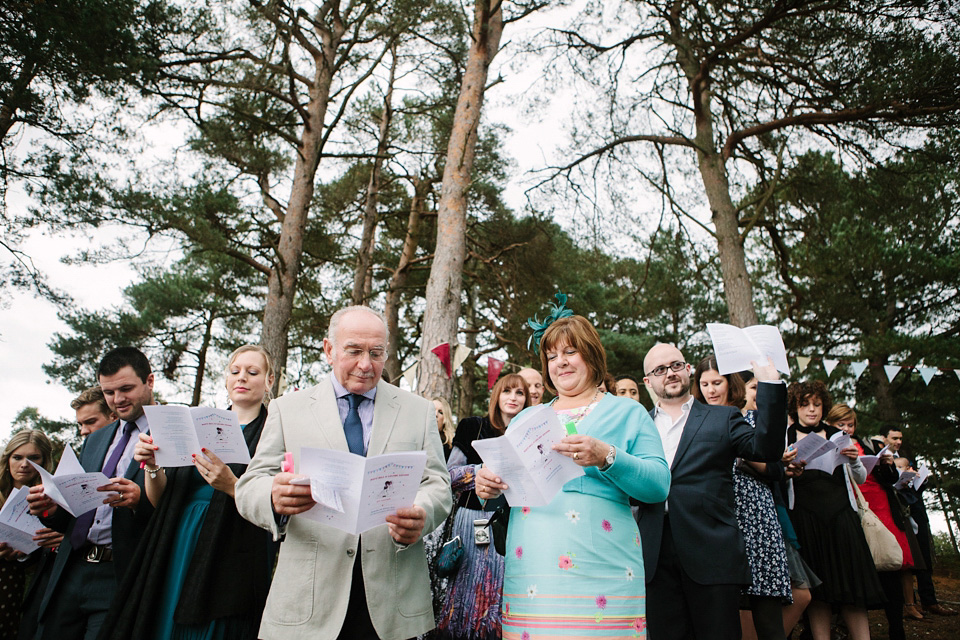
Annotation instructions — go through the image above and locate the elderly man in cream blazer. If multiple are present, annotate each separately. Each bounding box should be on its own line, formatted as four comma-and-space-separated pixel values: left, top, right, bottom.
235, 306, 452, 640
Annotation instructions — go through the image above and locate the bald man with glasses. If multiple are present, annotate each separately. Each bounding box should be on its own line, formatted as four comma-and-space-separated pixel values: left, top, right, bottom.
634, 343, 788, 640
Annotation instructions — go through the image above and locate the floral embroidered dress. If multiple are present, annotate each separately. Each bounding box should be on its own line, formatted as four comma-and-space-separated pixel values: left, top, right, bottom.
501, 394, 670, 639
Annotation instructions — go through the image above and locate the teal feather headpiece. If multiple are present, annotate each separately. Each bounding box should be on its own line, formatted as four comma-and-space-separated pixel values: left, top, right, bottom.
527, 293, 574, 354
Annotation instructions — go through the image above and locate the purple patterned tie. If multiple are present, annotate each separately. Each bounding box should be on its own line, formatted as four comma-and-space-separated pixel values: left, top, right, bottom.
69, 421, 136, 549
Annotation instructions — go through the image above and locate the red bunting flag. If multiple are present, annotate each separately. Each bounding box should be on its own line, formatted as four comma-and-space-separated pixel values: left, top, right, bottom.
487, 357, 505, 390
431, 343, 452, 378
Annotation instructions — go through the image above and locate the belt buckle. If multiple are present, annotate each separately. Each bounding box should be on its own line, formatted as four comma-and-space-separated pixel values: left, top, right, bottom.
85, 545, 103, 563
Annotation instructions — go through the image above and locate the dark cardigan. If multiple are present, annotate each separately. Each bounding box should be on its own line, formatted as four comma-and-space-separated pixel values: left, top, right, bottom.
100, 405, 277, 639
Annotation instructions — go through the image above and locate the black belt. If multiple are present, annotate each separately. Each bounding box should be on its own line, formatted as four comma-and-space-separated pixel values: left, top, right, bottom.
79, 543, 113, 563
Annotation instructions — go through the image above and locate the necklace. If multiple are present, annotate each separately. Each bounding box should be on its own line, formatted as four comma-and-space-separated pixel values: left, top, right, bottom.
559, 388, 601, 425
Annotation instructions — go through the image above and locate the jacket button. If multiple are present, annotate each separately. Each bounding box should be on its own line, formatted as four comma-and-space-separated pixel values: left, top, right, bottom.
347, 548, 355, 557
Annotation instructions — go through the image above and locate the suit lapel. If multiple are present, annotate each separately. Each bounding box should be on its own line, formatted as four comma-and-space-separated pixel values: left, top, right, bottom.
83, 421, 118, 472
308, 378, 350, 451
368, 380, 399, 457
671, 401, 708, 471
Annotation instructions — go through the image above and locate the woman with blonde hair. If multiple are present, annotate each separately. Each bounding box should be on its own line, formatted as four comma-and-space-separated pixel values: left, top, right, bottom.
1, 429, 58, 638
105, 345, 279, 639
433, 397, 456, 460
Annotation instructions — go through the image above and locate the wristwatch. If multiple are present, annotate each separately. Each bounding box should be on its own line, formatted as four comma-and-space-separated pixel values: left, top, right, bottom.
599, 445, 616, 471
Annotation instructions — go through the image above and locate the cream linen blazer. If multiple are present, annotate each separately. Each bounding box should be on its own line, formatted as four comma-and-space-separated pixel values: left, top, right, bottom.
235, 377, 452, 640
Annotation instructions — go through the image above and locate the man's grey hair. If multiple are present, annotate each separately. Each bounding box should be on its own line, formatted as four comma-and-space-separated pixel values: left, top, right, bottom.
327, 305, 390, 348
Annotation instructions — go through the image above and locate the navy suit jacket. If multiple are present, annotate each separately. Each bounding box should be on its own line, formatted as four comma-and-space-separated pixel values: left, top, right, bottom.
38, 420, 153, 618
634, 382, 787, 585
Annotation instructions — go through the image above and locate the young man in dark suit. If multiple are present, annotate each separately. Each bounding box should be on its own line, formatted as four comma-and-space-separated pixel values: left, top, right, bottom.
27, 347, 156, 640
635, 343, 787, 640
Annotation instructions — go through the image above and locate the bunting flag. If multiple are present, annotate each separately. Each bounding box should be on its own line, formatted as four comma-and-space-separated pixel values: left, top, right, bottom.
918, 366, 937, 385
402, 361, 418, 390
823, 359, 840, 377
851, 360, 869, 379
453, 344, 472, 371
430, 343, 452, 378
795, 356, 812, 372
487, 357, 505, 390
955, 370, 960, 383
884, 365, 901, 383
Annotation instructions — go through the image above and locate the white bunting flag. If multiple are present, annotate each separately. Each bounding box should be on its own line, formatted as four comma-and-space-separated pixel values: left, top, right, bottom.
884, 365, 901, 383
851, 360, 869, 379
796, 356, 811, 372
823, 359, 840, 377
955, 370, 960, 383
917, 366, 937, 385
453, 344, 472, 371
402, 362, 418, 390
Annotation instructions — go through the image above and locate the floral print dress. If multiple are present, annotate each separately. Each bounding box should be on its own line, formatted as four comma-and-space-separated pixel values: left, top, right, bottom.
501, 396, 670, 639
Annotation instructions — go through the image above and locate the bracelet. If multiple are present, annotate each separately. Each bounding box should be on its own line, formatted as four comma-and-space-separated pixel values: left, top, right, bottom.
144, 465, 164, 479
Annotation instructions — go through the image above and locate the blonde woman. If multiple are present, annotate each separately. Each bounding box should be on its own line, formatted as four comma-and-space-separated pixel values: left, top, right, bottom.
104, 345, 278, 639
433, 397, 456, 460
0, 430, 58, 638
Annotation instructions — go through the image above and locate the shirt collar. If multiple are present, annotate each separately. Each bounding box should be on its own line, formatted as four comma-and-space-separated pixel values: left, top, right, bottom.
330, 374, 378, 402
654, 395, 694, 418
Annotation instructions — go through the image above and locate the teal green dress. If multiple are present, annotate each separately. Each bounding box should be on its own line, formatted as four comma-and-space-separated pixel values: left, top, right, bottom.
501, 395, 670, 639
152, 423, 258, 640
153, 468, 218, 640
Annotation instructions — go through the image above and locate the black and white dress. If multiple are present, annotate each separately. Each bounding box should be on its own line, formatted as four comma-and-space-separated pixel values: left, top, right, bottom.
734, 410, 792, 602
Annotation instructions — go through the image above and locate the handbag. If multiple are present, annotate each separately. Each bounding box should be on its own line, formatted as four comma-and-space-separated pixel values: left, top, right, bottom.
853, 482, 903, 571
436, 535, 464, 578
488, 503, 510, 556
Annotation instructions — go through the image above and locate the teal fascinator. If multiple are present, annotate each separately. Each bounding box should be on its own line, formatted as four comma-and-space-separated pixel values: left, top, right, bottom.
527, 293, 574, 354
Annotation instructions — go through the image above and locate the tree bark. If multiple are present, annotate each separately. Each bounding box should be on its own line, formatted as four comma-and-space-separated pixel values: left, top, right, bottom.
191, 310, 216, 406
672, 22, 758, 327
352, 49, 397, 305
383, 175, 430, 382
261, 14, 345, 393
417, 0, 502, 400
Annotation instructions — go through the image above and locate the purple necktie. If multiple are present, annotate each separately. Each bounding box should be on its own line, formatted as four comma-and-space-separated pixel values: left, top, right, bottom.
70, 421, 136, 549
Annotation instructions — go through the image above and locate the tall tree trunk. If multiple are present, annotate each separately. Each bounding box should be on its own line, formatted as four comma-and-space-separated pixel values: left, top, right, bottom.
191, 310, 216, 406
261, 18, 345, 393
417, 0, 502, 400
384, 175, 430, 381
672, 21, 758, 327
352, 48, 397, 305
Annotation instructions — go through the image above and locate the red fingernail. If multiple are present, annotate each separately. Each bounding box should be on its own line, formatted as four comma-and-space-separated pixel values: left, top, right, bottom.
42, 511, 48, 518
192, 454, 196, 458
140, 461, 145, 469
202, 448, 207, 453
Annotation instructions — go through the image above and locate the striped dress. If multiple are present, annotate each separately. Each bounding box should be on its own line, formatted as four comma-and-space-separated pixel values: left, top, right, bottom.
500, 396, 670, 639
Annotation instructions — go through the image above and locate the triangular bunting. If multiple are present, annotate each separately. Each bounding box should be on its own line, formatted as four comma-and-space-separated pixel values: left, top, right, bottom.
453, 344, 472, 371
955, 369, 960, 383
917, 366, 937, 385
430, 343, 452, 378
402, 362, 418, 390
884, 365, 901, 383
795, 356, 811, 372
487, 357, 505, 391
823, 359, 839, 376
851, 360, 869, 379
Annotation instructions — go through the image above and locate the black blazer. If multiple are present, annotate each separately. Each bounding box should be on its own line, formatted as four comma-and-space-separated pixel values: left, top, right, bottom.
634, 382, 787, 585
38, 420, 153, 618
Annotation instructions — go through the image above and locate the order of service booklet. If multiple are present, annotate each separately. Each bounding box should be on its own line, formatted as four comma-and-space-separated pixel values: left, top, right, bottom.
143, 405, 250, 467
28, 446, 113, 517
294, 448, 427, 535
0, 486, 45, 553
471, 403, 585, 507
